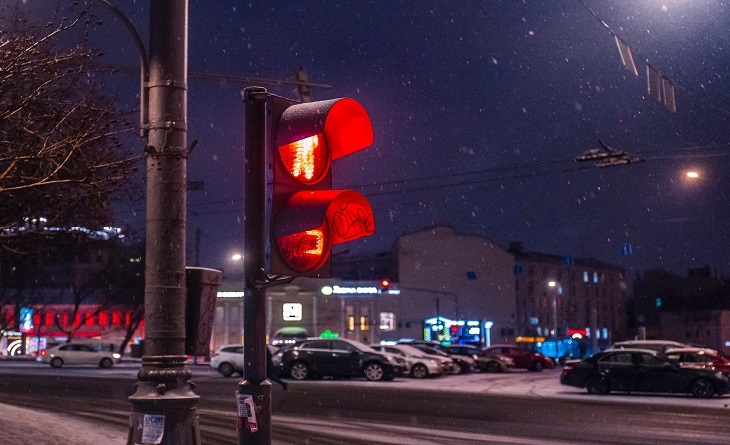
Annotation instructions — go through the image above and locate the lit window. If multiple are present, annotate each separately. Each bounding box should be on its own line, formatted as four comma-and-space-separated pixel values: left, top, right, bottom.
380, 312, 395, 331
85, 312, 94, 326
347, 316, 355, 331
360, 316, 369, 331
99, 312, 108, 326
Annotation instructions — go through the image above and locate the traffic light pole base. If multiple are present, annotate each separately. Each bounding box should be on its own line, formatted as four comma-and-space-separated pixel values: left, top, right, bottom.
237, 380, 272, 445
128, 380, 201, 445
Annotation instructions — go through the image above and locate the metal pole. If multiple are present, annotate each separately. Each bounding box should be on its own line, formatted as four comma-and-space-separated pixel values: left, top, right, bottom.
128, 1, 196, 444
591, 281, 599, 355
238, 87, 271, 445
552, 289, 558, 359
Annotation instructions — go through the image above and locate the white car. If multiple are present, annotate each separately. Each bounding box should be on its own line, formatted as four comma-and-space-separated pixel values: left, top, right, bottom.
611, 340, 689, 353
372, 344, 445, 378
210, 344, 244, 377
39, 343, 120, 368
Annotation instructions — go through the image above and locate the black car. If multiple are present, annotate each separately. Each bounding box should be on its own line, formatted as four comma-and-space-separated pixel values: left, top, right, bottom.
278, 338, 396, 381
560, 348, 730, 398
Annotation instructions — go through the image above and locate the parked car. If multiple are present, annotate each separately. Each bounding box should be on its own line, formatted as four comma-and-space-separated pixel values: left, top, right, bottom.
443, 344, 514, 373
39, 342, 120, 368
278, 338, 397, 381
403, 343, 463, 374
560, 348, 729, 398
210, 344, 244, 377
366, 346, 409, 376
611, 340, 689, 353
370, 344, 444, 378
665, 347, 730, 374
484, 345, 554, 372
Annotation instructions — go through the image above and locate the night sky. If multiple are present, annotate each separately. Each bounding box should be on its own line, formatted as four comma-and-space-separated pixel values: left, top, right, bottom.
16, 1, 730, 278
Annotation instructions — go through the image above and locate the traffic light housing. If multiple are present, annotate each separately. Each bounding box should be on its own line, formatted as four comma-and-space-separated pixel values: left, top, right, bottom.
267, 96, 375, 277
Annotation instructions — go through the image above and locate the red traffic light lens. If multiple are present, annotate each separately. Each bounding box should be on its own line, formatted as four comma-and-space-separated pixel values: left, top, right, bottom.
381, 279, 390, 288
278, 133, 328, 184
276, 226, 331, 272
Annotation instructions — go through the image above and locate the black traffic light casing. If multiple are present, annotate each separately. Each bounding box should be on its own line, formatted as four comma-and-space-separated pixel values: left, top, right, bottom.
266, 95, 375, 277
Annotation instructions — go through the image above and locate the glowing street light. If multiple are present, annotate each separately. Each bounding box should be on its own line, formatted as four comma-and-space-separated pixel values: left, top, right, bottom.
548, 280, 560, 359
231, 253, 243, 261
686, 171, 700, 179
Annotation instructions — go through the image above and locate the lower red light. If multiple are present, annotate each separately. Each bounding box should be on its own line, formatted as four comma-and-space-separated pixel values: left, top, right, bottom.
277, 227, 330, 272
40, 350, 46, 357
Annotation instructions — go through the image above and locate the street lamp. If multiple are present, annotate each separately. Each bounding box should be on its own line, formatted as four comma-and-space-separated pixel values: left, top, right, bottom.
548, 280, 560, 359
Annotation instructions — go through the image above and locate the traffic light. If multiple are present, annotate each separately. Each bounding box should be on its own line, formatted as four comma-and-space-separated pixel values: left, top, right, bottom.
268, 96, 375, 277
379, 279, 390, 293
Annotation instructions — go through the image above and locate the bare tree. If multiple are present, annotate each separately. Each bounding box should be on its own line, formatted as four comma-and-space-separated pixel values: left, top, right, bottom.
0, 6, 138, 243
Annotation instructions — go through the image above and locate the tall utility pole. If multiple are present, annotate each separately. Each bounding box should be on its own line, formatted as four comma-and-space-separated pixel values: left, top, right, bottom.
128, 2, 197, 444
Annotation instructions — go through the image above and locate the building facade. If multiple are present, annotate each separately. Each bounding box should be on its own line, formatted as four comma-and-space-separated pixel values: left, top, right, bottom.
510, 242, 628, 357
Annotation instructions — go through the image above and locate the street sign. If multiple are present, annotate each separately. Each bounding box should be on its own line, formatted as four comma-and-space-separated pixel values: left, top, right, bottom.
187, 181, 204, 191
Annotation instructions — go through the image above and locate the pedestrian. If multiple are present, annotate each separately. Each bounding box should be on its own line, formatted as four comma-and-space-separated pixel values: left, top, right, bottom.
267, 346, 288, 391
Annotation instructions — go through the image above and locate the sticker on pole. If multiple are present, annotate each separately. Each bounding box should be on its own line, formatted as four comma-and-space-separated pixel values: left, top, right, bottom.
141, 414, 165, 444
237, 394, 258, 433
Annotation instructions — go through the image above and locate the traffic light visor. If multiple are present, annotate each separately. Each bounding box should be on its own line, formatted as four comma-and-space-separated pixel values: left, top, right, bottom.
274, 190, 375, 246
275, 98, 373, 167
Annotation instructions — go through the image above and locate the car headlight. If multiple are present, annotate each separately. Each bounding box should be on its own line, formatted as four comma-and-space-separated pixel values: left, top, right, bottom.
715, 372, 725, 379
112, 353, 121, 359
429, 359, 437, 364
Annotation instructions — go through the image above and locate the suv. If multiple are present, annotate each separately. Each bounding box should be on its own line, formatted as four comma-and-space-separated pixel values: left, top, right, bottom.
39, 343, 120, 368
279, 338, 396, 381
210, 344, 244, 377
611, 340, 688, 353
484, 345, 554, 372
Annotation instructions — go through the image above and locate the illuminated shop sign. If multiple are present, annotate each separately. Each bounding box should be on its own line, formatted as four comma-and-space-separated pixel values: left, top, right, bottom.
321, 285, 377, 295
282, 303, 302, 321
515, 336, 546, 343
217, 291, 245, 298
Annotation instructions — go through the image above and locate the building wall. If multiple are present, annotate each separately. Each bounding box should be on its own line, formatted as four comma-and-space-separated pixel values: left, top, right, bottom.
395, 227, 515, 345
660, 310, 730, 355
211, 281, 396, 351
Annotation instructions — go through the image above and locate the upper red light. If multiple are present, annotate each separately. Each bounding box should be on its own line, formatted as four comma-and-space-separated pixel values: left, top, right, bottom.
278, 133, 328, 184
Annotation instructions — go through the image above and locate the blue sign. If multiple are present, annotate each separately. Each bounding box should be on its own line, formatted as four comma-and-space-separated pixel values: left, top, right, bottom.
563, 256, 574, 266
619, 243, 632, 256
513, 263, 523, 276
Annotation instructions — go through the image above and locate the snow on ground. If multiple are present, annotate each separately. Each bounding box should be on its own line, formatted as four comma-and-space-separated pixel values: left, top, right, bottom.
1, 402, 128, 445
